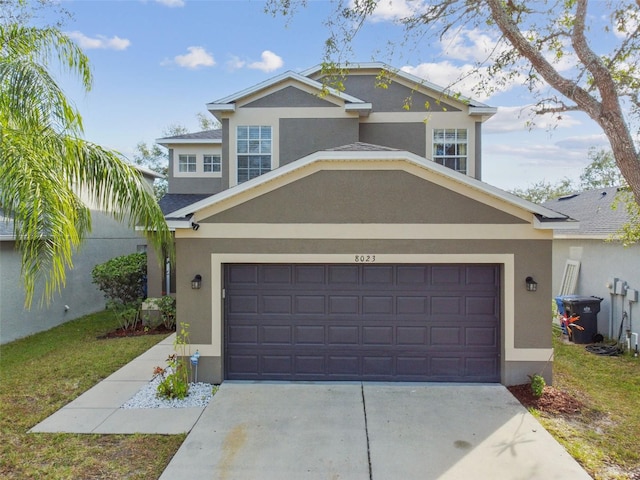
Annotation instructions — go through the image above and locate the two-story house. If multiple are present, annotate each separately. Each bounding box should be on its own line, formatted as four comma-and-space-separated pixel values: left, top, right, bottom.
150, 62, 571, 386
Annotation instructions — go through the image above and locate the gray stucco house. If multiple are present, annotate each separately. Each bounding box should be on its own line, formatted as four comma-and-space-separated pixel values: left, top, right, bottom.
150, 62, 573, 386
543, 187, 640, 346
0, 167, 161, 344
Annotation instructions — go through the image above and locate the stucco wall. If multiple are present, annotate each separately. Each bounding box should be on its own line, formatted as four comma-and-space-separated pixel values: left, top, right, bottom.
552, 238, 640, 338
175, 237, 552, 385
0, 211, 146, 344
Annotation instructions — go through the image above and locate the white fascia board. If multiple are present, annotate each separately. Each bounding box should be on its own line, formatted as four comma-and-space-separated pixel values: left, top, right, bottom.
156, 138, 222, 146
469, 106, 498, 116
533, 218, 580, 230
345, 103, 373, 116
205, 103, 236, 112
166, 219, 190, 230
168, 148, 570, 222
0, 235, 15, 242
209, 70, 366, 106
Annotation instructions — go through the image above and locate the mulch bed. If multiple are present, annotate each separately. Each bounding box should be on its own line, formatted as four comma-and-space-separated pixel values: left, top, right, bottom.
508, 383, 585, 415
98, 323, 175, 339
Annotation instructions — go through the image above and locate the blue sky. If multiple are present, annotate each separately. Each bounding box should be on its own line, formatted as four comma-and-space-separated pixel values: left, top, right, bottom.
40, 0, 615, 190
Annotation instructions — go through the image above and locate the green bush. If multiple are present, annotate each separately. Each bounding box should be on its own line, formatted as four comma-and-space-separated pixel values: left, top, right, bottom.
529, 373, 547, 398
92, 253, 147, 329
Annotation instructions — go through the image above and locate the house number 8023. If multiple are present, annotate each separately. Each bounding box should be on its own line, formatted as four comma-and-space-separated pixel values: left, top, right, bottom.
354, 255, 376, 263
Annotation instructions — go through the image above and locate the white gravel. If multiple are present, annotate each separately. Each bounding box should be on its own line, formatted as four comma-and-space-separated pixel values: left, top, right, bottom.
121, 374, 215, 409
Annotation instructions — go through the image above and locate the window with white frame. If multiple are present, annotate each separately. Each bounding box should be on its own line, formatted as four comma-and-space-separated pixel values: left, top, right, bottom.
203, 154, 221, 173
433, 129, 468, 173
237, 125, 271, 183
178, 154, 197, 173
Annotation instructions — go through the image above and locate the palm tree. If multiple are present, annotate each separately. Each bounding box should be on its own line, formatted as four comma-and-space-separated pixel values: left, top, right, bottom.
0, 24, 172, 306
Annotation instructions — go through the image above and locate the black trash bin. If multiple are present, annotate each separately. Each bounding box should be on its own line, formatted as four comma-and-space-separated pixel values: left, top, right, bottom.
561, 296, 603, 344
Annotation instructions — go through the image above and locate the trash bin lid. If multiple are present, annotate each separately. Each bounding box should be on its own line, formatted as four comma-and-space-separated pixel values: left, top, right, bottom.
561, 295, 603, 304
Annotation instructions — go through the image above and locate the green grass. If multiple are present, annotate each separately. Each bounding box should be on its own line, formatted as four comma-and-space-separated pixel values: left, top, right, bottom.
536, 329, 640, 480
0, 311, 184, 480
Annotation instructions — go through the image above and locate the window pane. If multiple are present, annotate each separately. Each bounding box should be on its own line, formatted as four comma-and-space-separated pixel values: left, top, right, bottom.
238, 141, 248, 154
249, 156, 261, 168
261, 140, 271, 154
237, 126, 248, 139
249, 126, 260, 139
261, 156, 271, 169
249, 140, 260, 154
238, 157, 248, 168
456, 129, 467, 140
261, 126, 271, 139
237, 171, 248, 183
458, 144, 467, 155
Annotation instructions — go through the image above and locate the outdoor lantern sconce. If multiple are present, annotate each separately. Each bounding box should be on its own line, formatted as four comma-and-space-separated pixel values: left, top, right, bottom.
525, 276, 538, 292
191, 274, 202, 290
191, 222, 200, 231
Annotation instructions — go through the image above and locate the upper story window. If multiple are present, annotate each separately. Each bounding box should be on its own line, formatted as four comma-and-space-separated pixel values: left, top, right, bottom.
203, 154, 221, 172
433, 129, 467, 173
237, 126, 271, 183
178, 154, 197, 173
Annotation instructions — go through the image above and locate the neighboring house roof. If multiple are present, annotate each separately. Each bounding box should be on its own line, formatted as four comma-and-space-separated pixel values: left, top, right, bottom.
542, 186, 630, 238
166, 144, 571, 227
156, 129, 223, 146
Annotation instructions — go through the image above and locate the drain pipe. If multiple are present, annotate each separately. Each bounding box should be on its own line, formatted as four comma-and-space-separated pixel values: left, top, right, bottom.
606, 278, 618, 339
627, 289, 638, 355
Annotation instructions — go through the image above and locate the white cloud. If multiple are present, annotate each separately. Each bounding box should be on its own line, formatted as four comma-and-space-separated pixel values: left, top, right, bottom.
483, 105, 583, 134
226, 55, 246, 71
166, 46, 216, 69
155, 0, 185, 7
247, 50, 284, 73
364, 0, 425, 22
66, 31, 130, 50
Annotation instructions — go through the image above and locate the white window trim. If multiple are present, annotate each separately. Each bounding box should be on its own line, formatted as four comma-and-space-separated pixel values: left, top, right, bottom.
236, 125, 273, 184
432, 128, 468, 174
173, 153, 223, 178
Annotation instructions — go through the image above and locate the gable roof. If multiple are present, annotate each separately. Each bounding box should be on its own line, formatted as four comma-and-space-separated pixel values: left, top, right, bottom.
206, 62, 495, 118
166, 144, 571, 228
542, 186, 630, 238
156, 129, 222, 146
301, 62, 497, 116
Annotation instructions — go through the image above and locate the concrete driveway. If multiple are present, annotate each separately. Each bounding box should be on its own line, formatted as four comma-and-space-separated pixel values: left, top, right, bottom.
160, 383, 591, 480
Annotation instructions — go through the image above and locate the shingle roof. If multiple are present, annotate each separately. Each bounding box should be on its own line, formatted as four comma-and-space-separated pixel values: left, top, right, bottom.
541, 186, 631, 236
159, 194, 212, 216
157, 129, 222, 142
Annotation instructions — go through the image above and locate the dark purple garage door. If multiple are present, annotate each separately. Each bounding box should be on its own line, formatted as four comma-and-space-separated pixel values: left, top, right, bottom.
224, 264, 500, 382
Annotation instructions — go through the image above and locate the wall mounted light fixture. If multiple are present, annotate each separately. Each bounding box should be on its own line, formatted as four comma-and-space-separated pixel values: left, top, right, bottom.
191, 222, 200, 231
525, 276, 538, 292
191, 274, 202, 290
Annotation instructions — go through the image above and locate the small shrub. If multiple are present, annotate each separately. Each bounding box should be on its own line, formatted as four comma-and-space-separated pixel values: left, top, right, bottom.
529, 374, 546, 398
92, 253, 147, 330
154, 295, 176, 330
154, 322, 191, 400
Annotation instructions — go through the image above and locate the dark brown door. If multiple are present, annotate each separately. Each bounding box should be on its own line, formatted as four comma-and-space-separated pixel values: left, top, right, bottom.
224, 264, 500, 382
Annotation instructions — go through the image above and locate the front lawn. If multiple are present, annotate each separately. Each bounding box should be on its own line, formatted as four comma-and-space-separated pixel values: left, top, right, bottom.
534, 329, 640, 480
0, 311, 184, 479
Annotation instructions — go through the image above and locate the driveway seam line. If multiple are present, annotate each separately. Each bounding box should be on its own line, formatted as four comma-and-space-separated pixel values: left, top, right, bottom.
361, 383, 373, 480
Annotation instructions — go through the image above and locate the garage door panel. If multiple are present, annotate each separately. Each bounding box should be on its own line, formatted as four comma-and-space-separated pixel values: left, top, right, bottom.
262, 295, 292, 314
328, 265, 359, 284
329, 296, 359, 314
363, 356, 393, 376
229, 295, 259, 314
397, 296, 428, 314
465, 327, 498, 347
328, 325, 359, 345
228, 325, 258, 345
397, 326, 428, 345
261, 325, 292, 345
295, 295, 325, 314
225, 264, 500, 382
363, 296, 393, 314
362, 326, 394, 345
466, 296, 497, 315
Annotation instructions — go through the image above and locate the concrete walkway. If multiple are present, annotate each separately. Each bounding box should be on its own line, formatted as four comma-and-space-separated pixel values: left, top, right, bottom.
30, 334, 206, 435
